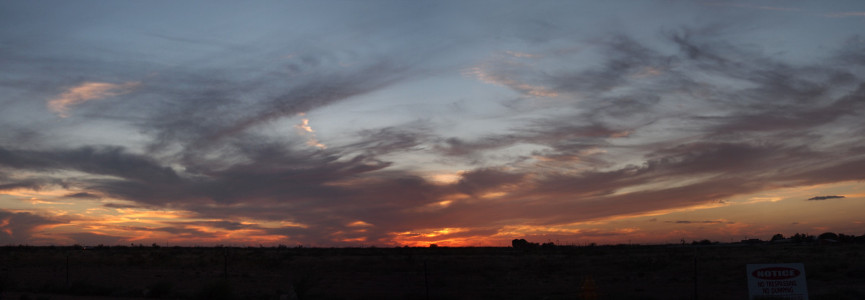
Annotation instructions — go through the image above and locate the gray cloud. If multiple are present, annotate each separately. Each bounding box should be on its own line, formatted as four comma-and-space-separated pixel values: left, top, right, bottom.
140, 60, 414, 155
102, 203, 143, 209
666, 220, 735, 224
836, 35, 865, 66
0, 210, 66, 245
807, 195, 846, 201
62, 192, 101, 199
0, 146, 179, 183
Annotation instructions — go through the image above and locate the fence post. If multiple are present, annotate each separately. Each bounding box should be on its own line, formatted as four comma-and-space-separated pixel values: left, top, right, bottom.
66, 253, 70, 287
693, 247, 698, 300
424, 260, 430, 300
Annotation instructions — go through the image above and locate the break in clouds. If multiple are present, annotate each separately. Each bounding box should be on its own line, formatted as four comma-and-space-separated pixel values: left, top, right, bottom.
1, 1, 864, 246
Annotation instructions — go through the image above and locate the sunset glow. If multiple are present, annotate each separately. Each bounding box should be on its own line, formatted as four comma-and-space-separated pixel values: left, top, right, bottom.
1, 1, 864, 247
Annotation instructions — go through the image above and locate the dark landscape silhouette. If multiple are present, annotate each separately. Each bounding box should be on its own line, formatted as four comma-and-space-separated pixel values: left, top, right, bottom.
1, 232, 864, 299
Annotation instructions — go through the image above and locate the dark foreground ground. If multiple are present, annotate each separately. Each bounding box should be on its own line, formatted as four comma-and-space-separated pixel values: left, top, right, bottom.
1, 243, 863, 299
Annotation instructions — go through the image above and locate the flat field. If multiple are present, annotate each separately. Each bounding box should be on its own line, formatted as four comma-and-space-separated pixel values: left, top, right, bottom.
1, 243, 863, 299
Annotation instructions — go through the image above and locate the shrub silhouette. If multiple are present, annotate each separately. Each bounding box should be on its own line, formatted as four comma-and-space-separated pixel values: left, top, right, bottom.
511, 239, 539, 249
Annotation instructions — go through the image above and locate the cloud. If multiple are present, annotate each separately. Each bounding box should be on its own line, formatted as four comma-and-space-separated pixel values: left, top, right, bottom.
665, 220, 734, 224
295, 117, 326, 149
0, 146, 180, 184
15, 30, 860, 246
505, 51, 541, 59
102, 203, 143, 209
3, 1, 865, 247
0, 169, 65, 192
823, 12, 865, 18
549, 35, 673, 95
62, 192, 101, 199
134, 54, 416, 157
836, 36, 865, 66
464, 63, 558, 97
455, 168, 525, 197
0, 179, 54, 192
0, 209, 66, 244
48, 81, 140, 117
434, 123, 620, 161
340, 125, 429, 156
703, 2, 800, 12
807, 195, 846, 201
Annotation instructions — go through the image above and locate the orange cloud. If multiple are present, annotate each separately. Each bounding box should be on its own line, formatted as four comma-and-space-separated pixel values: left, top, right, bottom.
348, 220, 373, 227
112, 208, 192, 222
388, 227, 494, 247
294, 117, 327, 149
464, 65, 558, 97
426, 171, 464, 185
48, 81, 140, 117
0, 218, 11, 236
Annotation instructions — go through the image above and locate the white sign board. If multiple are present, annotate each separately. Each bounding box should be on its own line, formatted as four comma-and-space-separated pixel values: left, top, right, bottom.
746, 263, 808, 300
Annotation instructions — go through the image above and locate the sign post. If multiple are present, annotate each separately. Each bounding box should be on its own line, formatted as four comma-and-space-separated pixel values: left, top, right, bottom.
746, 263, 808, 300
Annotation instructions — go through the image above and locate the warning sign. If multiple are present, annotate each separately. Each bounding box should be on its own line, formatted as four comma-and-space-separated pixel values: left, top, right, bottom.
746, 263, 808, 300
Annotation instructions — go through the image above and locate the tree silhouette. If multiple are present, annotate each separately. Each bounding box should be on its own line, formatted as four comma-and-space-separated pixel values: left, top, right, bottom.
818, 232, 839, 241
791, 233, 814, 243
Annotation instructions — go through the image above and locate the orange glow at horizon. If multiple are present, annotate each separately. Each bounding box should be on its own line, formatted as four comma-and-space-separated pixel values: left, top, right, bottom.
3, 179, 864, 247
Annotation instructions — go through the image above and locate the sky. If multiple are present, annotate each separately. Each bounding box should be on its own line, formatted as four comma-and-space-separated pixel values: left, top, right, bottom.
1, 1, 865, 247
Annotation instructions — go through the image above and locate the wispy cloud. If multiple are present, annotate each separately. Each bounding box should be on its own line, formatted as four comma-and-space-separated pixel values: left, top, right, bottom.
665, 220, 734, 224
823, 12, 865, 18
807, 195, 845, 201
464, 59, 559, 98
62, 192, 102, 199
504, 51, 542, 59
295, 116, 326, 149
703, 2, 801, 12
47, 81, 140, 117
